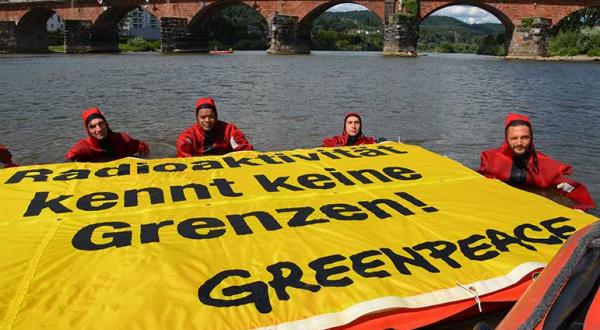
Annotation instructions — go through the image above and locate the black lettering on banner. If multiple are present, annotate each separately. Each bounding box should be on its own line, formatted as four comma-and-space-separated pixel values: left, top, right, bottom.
198, 269, 272, 314
375, 145, 408, 154
124, 187, 165, 207
53, 169, 90, 181
383, 167, 422, 181
256, 154, 284, 165
277, 207, 329, 227
140, 220, 175, 243
320, 203, 368, 221
227, 211, 283, 235
297, 174, 336, 189
137, 162, 150, 174
540, 217, 576, 240
309, 254, 353, 287
350, 250, 392, 278
291, 153, 320, 161
412, 241, 461, 269
358, 198, 414, 218
318, 150, 341, 160
395, 192, 438, 213
210, 178, 243, 197
24, 191, 73, 217
95, 164, 130, 178
267, 261, 320, 300
254, 175, 303, 192
514, 223, 563, 245
486, 229, 537, 252
354, 146, 388, 157
331, 149, 361, 158
324, 168, 356, 186
71, 221, 132, 250
347, 169, 392, 184
5, 169, 52, 184
154, 162, 187, 172
458, 234, 499, 261
170, 183, 210, 202
191, 160, 223, 171
381, 247, 439, 274
223, 157, 260, 168
178, 217, 226, 240
76, 192, 119, 211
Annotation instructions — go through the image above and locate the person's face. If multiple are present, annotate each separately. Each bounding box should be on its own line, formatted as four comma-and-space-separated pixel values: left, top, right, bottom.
197, 108, 217, 131
506, 125, 531, 155
87, 118, 108, 140
345, 116, 361, 137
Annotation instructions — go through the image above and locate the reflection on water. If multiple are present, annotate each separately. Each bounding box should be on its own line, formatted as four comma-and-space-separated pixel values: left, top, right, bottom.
1, 51, 599, 213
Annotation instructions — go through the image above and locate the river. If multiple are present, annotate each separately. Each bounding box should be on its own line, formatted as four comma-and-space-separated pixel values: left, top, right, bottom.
1, 51, 599, 213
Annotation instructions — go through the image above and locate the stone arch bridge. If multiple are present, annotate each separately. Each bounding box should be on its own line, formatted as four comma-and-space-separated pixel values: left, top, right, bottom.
0, 0, 598, 56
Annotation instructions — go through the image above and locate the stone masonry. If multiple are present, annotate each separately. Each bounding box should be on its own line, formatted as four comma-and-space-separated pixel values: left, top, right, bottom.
508, 17, 552, 57
267, 13, 310, 54
383, 14, 419, 56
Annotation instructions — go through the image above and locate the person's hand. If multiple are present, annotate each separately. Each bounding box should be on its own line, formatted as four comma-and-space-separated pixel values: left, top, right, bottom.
557, 182, 574, 193
0, 147, 12, 165
138, 142, 150, 156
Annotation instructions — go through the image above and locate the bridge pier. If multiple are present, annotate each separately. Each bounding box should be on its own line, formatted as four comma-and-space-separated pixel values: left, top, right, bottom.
90, 26, 120, 53
267, 14, 310, 55
63, 20, 119, 53
508, 17, 551, 58
383, 14, 419, 56
17, 22, 49, 53
64, 20, 92, 53
0, 21, 18, 53
0, 20, 49, 53
160, 17, 208, 53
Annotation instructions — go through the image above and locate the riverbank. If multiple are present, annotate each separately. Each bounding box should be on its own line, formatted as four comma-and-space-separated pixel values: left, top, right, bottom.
505, 55, 600, 61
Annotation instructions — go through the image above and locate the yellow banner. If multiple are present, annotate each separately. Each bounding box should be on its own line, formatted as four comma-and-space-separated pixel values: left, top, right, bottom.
0, 142, 596, 329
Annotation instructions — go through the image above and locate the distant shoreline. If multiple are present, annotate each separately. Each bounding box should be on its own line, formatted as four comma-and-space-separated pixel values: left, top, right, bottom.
505, 55, 600, 62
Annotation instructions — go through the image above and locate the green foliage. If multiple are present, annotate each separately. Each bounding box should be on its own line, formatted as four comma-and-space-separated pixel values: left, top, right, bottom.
552, 8, 600, 34
418, 16, 505, 55
588, 47, 600, 56
434, 43, 454, 53
205, 4, 268, 50
49, 45, 65, 53
549, 28, 600, 56
312, 11, 383, 51
520, 18, 534, 28
548, 7, 600, 56
403, 0, 418, 17
476, 34, 504, 55
119, 37, 160, 52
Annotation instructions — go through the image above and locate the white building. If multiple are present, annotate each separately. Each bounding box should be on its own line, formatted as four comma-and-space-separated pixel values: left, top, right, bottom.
47, 14, 64, 33
120, 7, 160, 40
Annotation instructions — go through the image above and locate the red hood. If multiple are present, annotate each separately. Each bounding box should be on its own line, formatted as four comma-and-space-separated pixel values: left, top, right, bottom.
503, 113, 535, 154
81, 107, 109, 146
504, 113, 531, 130
195, 97, 217, 119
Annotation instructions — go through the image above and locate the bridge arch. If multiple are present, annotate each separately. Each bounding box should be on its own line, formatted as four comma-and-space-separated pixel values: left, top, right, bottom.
189, 0, 267, 33
420, 2, 512, 30
552, 6, 600, 28
16, 8, 57, 52
420, 3, 514, 54
297, 2, 383, 50
90, 5, 159, 52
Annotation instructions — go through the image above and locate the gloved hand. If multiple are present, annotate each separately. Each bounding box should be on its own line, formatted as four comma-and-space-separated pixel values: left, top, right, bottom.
557, 182, 574, 193
137, 142, 150, 156
0, 145, 14, 166
376, 137, 387, 143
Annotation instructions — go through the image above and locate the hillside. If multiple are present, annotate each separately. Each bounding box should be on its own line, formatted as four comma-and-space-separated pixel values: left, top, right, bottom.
312, 12, 506, 54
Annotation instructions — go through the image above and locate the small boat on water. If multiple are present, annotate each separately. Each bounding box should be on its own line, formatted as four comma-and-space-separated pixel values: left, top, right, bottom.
209, 49, 234, 55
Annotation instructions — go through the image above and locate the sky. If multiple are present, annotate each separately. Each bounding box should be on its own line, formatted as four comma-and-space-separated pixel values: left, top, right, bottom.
328, 4, 501, 24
